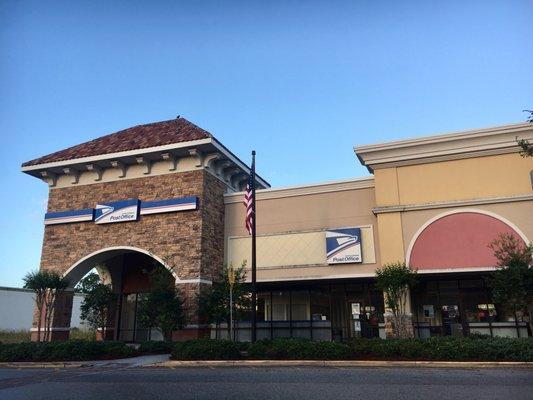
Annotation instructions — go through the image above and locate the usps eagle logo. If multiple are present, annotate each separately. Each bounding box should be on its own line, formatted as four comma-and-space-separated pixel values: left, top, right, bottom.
96, 205, 114, 217
326, 228, 362, 264
94, 199, 139, 224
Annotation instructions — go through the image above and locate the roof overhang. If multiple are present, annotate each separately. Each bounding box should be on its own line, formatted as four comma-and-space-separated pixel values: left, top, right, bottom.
21, 137, 270, 189
354, 122, 533, 173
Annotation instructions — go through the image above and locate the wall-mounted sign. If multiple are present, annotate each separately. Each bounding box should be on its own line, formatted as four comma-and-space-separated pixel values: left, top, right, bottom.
423, 305, 435, 318
140, 196, 198, 215
95, 199, 140, 224
44, 208, 94, 225
326, 227, 362, 264
44, 196, 199, 226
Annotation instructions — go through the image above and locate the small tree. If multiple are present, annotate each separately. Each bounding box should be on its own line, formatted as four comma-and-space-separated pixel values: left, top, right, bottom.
23, 270, 69, 342
76, 272, 101, 294
199, 262, 250, 339
137, 265, 185, 341
23, 271, 49, 342
489, 233, 533, 337
42, 272, 69, 341
516, 137, 533, 158
78, 272, 117, 339
375, 262, 417, 339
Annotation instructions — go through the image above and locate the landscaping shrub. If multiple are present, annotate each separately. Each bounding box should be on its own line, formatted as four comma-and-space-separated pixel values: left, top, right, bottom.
170, 337, 532, 362
139, 341, 174, 354
171, 339, 243, 360
0, 340, 138, 362
348, 337, 533, 361
248, 338, 351, 360
1, 336, 530, 362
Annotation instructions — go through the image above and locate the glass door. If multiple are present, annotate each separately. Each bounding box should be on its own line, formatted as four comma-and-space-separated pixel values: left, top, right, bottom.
441, 304, 463, 336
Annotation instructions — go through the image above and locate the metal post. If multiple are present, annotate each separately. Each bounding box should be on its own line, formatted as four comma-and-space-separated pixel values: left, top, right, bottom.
230, 286, 233, 341
251, 151, 257, 342
228, 264, 235, 341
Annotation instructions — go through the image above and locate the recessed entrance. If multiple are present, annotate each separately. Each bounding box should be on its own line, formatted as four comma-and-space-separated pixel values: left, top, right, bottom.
64, 247, 174, 341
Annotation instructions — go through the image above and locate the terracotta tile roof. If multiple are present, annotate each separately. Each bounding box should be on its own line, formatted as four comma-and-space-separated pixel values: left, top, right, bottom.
22, 117, 212, 167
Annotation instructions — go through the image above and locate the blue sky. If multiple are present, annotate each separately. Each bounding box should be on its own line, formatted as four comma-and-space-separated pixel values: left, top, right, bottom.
1, 0, 532, 287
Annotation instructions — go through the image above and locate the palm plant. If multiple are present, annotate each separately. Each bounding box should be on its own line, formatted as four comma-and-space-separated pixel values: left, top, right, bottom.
23, 270, 69, 341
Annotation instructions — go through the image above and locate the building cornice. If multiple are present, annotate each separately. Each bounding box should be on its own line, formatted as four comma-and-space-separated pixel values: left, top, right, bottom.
372, 193, 533, 214
355, 122, 533, 172
224, 177, 374, 204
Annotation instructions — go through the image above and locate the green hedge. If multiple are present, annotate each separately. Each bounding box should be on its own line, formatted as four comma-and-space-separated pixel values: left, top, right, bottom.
348, 337, 533, 361
171, 339, 244, 360
0, 340, 138, 362
170, 337, 533, 362
138, 341, 174, 354
2, 337, 531, 362
248, 338, 351, 360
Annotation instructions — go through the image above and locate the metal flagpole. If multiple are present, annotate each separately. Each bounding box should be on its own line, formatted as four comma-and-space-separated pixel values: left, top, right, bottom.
251, 150, 257, 343
228, 264, 235, 341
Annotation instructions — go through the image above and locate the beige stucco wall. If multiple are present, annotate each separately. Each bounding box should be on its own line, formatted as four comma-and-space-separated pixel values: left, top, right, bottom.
374, 152, 533, 207
224, 183, 380, 282
374, 152, 533, 265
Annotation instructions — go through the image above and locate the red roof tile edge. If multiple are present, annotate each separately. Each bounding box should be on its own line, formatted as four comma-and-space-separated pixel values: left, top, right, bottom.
22, 117, 213, 167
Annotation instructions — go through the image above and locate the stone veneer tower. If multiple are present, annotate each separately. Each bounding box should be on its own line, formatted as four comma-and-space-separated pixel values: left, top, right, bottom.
21, 117, 269, 341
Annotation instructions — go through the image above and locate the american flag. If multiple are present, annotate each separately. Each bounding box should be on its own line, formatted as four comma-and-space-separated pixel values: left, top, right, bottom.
244, 173, 254, 235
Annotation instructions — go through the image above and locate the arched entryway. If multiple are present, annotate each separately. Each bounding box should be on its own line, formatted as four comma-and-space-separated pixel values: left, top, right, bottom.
406, 209, 530, 338
59, 247, 175, 342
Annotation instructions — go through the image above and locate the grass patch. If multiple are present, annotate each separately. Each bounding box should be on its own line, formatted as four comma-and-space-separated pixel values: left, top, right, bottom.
69, 328, 96, 341
0, 330, 31, 344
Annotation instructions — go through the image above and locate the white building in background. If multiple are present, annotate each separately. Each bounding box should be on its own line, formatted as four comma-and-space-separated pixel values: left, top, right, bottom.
0, 287, 86, 331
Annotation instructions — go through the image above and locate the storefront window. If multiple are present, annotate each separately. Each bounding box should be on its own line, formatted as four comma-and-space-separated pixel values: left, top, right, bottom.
310, 290, 330, 321
412, 276, 520, 338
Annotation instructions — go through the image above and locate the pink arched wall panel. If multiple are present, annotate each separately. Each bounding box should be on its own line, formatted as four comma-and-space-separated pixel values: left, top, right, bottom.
409, 212, 523, 270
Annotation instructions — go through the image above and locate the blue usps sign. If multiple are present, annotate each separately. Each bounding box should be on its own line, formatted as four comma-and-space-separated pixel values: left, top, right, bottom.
43, 196, 198, 226
44, 208, 94, 225
326, 227, 362, 264
94, 199, 139, 224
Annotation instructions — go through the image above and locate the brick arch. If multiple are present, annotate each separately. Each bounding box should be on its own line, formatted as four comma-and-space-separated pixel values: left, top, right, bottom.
407, 210, 528, 271
62, 246, 175, 290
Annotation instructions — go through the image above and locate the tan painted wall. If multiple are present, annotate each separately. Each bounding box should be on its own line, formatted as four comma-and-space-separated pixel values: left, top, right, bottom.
375, 152, 533, 265
376, 213, 405, 264
375, 153, 533, 207
228, 226, 376, 268
224, 186, 380, 282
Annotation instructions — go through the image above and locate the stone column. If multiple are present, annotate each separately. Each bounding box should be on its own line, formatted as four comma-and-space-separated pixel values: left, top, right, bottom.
382, 287, 415, 339
172, 282, 211, 341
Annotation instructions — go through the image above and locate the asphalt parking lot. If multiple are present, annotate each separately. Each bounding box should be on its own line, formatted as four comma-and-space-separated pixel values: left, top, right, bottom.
0, 365, 532, 400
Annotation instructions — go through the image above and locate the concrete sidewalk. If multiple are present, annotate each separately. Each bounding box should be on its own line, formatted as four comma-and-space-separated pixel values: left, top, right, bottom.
0, 354, 170, 369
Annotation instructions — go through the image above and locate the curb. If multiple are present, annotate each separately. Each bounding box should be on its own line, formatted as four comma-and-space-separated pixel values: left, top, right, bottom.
150, 360, 532, 369
0, 362, 91, 369
1, 360, 530, 369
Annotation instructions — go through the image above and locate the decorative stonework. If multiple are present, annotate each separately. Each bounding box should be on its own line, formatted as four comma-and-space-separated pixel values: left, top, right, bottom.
383, 313, 414, 339
35, 169, 226, 340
